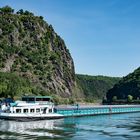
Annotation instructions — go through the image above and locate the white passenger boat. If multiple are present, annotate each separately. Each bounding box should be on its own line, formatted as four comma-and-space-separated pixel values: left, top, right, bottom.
0, 96, 63, 121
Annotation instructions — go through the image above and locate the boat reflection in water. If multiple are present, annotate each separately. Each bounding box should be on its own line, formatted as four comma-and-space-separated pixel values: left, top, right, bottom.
0, 119, 64, 139
1, 113, 140, 140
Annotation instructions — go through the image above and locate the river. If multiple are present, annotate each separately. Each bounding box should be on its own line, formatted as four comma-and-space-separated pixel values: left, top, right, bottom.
0, 112, 140, 140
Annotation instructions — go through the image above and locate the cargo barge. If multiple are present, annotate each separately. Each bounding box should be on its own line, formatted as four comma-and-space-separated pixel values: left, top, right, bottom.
56, 105, 140, 117
1, 96, 140, 121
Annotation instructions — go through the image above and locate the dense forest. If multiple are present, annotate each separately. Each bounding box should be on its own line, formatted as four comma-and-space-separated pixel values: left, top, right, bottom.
106, 67, 140, 104
76, 74, 121, 102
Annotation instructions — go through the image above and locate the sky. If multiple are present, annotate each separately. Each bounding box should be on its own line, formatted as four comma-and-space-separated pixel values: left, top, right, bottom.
1, 0, 140, 77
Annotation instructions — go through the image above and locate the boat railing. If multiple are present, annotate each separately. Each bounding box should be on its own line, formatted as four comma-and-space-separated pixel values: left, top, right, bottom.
15, 100, 54, 105
37, 101, 54, 105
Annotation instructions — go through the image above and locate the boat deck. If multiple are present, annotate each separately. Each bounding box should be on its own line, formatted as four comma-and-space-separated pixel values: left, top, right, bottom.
56, 105, 140, 117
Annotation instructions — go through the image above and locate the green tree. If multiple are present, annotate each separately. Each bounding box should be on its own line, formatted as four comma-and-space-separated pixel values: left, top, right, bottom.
0, 6, 14, 14
24, 10, 34, 16
39, 16, 43, 20
16, 9, 24, 15
112, 96, 117, 102
127, 95, 133, 102
0, 84, 7, 97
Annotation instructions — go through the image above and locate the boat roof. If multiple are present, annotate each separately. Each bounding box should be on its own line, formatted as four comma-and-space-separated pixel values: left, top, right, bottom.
22, 96, 52, 99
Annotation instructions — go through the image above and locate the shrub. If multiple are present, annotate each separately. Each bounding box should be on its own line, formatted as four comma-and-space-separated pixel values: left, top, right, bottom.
16, 9, 24, 15
0, 6, 14, 14
127, 95, 133, 102
112, 96, 117, 102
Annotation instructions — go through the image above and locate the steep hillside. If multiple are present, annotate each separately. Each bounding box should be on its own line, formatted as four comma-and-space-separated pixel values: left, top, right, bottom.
0, 6, 121, 103
76, 74, 121, 102
106, 67, 140, 102
0, 6, 75, 101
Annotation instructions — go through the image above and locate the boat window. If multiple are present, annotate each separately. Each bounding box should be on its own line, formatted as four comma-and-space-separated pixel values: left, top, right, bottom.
23, 109, 28, 113
49, 109, 52, 113
30, 109, 35, 113
28, 98, 35, 102
43, 108, 47, 114
22, 98, 35, 102
54, 108, 57, 113
36, 98, 42, 101
36, 98, 51, 101
43, 98, 50, 101
36, 108, 40, 112
16, 109, 21, 113
22, 98, 28, 101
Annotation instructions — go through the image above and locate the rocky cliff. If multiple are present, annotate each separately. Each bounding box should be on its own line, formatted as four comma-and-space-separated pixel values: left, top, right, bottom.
0, 6, 75, 101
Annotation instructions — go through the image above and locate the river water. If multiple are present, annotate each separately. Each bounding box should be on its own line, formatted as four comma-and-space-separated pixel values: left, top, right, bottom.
0, 112, 140, 140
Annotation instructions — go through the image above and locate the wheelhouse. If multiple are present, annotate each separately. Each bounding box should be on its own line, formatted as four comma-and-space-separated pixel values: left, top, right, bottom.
22, 96, 53, 103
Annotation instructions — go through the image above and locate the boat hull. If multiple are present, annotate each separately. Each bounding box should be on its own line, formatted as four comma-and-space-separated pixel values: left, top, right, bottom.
0, 113, 64, 121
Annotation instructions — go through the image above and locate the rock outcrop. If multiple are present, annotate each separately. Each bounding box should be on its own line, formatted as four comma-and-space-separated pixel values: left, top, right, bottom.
0, 6, 75, 100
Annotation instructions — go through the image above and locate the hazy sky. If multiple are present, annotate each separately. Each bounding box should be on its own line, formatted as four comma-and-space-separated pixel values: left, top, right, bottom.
1, 0, 140, 77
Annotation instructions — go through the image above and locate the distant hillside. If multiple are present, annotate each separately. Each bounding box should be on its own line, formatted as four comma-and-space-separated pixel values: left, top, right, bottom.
0, 6, 75, 102
106, 67, 140, 102
76, 74, 121, 102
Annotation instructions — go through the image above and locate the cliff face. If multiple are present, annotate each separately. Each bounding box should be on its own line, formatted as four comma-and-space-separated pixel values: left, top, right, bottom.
0, 6, 75, 99
106, 67, 140, 102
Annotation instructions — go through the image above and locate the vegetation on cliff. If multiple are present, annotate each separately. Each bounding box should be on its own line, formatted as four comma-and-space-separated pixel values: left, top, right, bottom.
0, 72, 44, 98
106, 67, 140, 103
0, 6, 75, 102
76, 74, 121, 102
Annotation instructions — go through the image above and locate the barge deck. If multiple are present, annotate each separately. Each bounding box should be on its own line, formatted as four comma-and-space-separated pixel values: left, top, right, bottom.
56, 105, 140, 117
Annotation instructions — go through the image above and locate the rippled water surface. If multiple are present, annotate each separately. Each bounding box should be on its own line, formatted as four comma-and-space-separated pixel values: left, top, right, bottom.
0, 113, 140, 140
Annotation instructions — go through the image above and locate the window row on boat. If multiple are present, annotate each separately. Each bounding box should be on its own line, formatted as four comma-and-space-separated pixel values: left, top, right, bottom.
9, 107, 53, 114
22, 96, 53, 103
